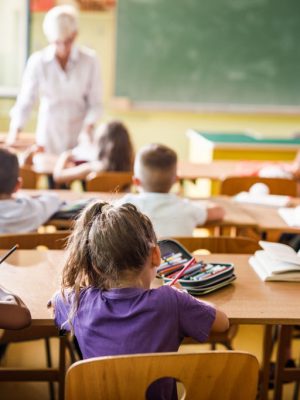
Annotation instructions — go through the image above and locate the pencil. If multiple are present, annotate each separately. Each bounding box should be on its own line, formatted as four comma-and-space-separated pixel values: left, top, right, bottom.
0, 244, 19, 264
168, 257, 196, 287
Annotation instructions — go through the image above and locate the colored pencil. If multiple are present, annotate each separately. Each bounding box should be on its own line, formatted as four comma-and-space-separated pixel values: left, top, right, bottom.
168, 257, 196, 286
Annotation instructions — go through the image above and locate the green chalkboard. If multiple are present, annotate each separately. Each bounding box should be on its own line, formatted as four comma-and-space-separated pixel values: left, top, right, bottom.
115, 0, 300, 110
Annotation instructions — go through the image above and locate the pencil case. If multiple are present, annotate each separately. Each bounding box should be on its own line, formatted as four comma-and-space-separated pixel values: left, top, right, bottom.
157, 239, 236, 295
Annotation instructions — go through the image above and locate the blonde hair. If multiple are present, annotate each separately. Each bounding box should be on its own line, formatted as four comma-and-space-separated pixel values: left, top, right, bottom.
134, 143, 177, 193
62, 201, 157, 313
43, 5, 78, 42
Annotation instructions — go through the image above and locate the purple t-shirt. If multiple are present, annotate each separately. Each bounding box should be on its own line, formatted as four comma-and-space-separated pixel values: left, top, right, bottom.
54, 285, 216, 399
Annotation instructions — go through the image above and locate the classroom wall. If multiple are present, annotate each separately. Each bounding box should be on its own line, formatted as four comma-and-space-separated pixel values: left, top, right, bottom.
1, 9, 300, 160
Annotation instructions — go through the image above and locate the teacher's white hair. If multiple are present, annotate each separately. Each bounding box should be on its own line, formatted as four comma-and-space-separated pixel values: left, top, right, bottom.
43, 5, 78, 42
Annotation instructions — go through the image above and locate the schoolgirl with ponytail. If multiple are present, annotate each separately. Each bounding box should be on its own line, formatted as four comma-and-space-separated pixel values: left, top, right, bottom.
52, 200, 228, 399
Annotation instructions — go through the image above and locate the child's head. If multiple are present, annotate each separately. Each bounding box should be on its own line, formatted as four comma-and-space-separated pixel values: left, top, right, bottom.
0, 148, 20, 196
62, 200, 159, 292
134, 143, 177, 193
96, 121, 134, 172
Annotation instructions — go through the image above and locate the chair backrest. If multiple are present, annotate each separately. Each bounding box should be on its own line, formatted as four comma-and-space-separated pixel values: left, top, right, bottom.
65, 351, 259, 400
172, 236, 261, 254
19, 166, 39, 189
85, 171, 133, 192
220, 176, 297, 196
0, 231, 71, 250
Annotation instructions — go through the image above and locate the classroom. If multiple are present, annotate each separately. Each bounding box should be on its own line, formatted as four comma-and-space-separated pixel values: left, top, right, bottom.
1, 1, 300, 400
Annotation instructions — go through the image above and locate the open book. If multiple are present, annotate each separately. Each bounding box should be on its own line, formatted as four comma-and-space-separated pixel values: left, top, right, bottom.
249, 240, 300, 281
278, 207, 300, 227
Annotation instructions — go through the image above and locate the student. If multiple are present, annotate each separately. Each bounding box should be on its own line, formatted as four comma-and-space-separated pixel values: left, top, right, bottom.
51, 200, 229, 399
53, 121, 134, 185
0, 148, 62, 233
117, 143, 225, 237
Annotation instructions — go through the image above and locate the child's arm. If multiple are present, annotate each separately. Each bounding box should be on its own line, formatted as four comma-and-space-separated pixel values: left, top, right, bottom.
19, 144, 42, 166
0, 286, 31, 330
210, 307, 230, 332
194, 297, 229, 332
53, 151, 94, 184
206, 203, 225, 222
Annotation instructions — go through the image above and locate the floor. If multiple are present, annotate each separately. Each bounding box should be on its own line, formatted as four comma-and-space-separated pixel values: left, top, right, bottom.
0, 325, 299, 400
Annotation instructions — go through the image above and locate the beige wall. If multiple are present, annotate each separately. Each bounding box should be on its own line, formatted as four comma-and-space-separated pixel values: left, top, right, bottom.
1, 9, 300, 160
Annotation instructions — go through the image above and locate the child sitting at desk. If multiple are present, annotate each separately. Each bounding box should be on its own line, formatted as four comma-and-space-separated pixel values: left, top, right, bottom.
117, 143, 225, 237
0, 148, 62, 233
51, 200, 229, 399
52, 120, 134, 185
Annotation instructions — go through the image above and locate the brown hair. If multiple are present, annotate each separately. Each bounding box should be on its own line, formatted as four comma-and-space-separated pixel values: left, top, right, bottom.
0, 148, 19, 195
97, 121, 134, 172
134, 143, 177, 192
62, 201, 157, 303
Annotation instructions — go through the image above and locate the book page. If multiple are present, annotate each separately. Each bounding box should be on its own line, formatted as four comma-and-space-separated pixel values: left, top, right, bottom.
250, 256, 300, 281
278, 207, 300, 227
259, 241, 300, 265
255, 250, 300, 274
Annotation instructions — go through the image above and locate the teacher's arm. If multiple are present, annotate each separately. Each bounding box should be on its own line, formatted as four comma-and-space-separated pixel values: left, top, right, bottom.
7, 53, 40, 145
82, 55, 102, 138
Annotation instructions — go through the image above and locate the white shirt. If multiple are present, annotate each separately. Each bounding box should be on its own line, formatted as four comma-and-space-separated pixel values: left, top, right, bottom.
0, 193, 63, 233
10, 45, 102, 155
118, 192, 207, 237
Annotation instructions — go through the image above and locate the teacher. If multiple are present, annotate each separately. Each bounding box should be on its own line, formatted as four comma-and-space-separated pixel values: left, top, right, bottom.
7, 5, 102, 155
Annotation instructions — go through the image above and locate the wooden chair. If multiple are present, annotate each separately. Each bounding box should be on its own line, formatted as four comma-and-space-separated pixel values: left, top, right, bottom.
220, 176, 298, 196
171, 236, 261, 350
172, 235, 261, 254
0, 231, 71, 250
0, 231, 73, 400
19, 166, 39, 189
65, 351, 260, 400
85, 171, 133, 192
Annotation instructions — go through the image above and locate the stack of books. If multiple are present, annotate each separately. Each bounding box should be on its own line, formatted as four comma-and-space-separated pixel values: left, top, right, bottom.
249, 241, 300, 281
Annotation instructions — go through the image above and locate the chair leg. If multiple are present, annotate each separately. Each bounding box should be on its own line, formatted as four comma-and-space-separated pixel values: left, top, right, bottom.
45, 338, 55, 400
293, 380, 299, 400
293, 356, 300, 400
58, 335, 66, 400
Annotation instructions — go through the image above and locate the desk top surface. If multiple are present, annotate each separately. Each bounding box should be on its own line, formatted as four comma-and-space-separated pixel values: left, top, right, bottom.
20, 190, 300, 234
1, 251, 300, 326
197, 196, 300, 234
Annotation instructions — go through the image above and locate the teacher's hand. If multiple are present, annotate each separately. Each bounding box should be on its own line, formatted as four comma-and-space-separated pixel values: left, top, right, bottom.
5, 128, 22, 146
84, 123, 95, 140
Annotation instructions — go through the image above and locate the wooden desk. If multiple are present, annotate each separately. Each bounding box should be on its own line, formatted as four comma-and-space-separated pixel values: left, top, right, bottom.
1, 251, 299, 400
0, 132, 35, 151
199, 196, 300, 238
187, 130, 300, 163
0, 250, 65, 399
21, 190, 300, 237
178, 160, 239, 182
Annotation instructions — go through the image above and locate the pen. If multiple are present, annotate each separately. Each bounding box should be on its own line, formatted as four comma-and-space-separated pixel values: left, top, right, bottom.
0, 244, 19, 265
168, 257, 196, 287
158, 258, 188, 271
163, 252, 183, 262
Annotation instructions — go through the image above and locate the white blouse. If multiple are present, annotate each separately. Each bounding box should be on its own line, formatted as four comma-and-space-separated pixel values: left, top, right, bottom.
10, 45, 102, 155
